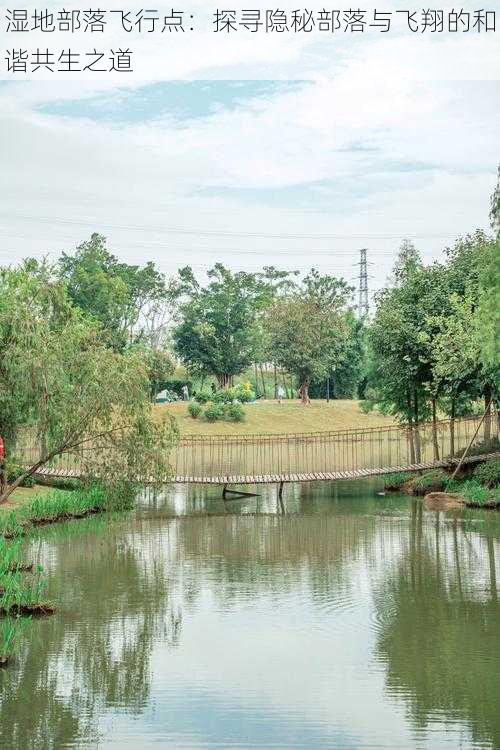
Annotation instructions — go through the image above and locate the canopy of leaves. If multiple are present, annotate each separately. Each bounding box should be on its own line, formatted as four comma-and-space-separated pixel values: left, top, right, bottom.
265, 271, 352, 395
57, 234, 169, 350
0, 267, 177, 501
170, 264, 273, 384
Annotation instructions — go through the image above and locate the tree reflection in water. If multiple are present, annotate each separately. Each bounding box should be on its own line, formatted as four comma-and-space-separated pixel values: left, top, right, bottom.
374, 500, 500, 749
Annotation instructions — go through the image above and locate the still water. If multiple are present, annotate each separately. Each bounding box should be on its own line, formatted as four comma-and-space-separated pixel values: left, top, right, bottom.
1, 481, 499, 749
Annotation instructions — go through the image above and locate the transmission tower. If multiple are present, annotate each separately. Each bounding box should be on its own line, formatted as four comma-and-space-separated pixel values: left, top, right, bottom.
357, 248, 369, 318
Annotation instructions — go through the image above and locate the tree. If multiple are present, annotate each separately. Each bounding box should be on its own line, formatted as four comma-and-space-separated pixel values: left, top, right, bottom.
170, 264, 269, 387
57, 234, 169, 350
370, 245, 447, 460
310, 313, 367, 399
265, 271, 352, 404
0, 267, 178, 503
490, 164, 500, 239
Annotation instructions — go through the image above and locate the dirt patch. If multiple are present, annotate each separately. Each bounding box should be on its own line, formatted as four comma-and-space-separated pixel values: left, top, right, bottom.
0, 603, 55, 617
423, 492, 465, 511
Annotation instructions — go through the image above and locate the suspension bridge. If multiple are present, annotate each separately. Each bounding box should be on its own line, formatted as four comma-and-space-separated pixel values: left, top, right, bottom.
20, 413, 499, 491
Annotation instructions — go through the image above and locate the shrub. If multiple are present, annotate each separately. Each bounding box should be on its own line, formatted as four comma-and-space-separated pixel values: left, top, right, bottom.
460, 480, 492, 506
212, 389, 233, 404
451, 436, 499, 459
6, 461, 35, 488
473, 458, 500, 488
204, 403, 224, 422
383, 472, 416, 491
187, 401, 202, 419
359, 400, 374, 415
224, 402, 245, 422
231, 382, 255, 403
412, 469, 449, 495
194, 390, 211, 404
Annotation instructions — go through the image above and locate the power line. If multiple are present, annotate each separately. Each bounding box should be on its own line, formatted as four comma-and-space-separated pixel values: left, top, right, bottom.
0, 212, 460, 242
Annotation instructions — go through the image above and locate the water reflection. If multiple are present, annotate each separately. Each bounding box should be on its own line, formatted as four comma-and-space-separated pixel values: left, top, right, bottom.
0, 483, 498, 749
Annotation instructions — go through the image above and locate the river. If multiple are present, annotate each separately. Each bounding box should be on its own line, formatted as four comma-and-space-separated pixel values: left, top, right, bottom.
1, 480, 499, 749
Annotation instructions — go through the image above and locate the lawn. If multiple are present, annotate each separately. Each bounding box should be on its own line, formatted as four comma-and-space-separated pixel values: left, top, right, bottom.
0, 485, 54, 514
157, 399, 397, 436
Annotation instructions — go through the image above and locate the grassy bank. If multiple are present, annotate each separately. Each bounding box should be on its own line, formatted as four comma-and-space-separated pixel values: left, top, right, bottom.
158, 398, 396, 436
383, 458, 500, 509
0, 484, 134, 538
0, 482, 135, 666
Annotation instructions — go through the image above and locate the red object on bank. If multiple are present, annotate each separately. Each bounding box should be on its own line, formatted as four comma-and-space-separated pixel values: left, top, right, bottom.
0, 437, 5, 460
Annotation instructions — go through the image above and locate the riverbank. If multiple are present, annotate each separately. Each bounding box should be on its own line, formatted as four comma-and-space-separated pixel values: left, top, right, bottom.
0, 484, 134, 538
383, 459, 500, 509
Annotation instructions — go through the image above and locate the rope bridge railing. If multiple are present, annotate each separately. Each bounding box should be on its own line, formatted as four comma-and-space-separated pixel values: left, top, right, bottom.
16, 413, 498, 483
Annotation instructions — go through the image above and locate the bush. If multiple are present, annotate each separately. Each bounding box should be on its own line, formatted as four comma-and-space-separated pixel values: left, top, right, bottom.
231, 382, 255, 403
451, 436, 500, 459
212, 389, 233, 404
412, 469, 449, 495
383, 473, 416, 491
460, 480, 492, 506
359, 400, 374, 414
6, 462, 35, 488
187, 401, 202, 419
211, 383, 255, 404
473, 458, 500, 488
204, 403, 224, 422
224, 402, 245, 422
194, 390, 211, 404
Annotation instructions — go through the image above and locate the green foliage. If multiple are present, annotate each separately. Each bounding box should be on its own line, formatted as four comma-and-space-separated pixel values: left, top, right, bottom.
194, 390, 211, 404
310, 314, 367, 399
6, 462, 35, 488
473, 459, 500, 488
383, 473, 416, 491
266, 270, 352, 402
0, 537, 48, 615
143, 348, 175, 399
224, 402, 245, 422
57, 233, 169, 351
187, 401, 202, 419
171, 264, 270, 385
163, 378, 193, 398
452, 436, 500, 459
359, 400, 375, 414
412, 469, 449, 495
211, 384, 255, 404
203, 403, 224, 422
0, 266, 178, 502
459, 480, 492, 506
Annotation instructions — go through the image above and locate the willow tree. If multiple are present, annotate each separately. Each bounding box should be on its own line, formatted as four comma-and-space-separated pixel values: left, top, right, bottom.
0, 266, 178, 503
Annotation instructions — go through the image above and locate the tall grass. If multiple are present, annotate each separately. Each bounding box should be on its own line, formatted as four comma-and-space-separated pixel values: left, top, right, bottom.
0, 482, 135, 539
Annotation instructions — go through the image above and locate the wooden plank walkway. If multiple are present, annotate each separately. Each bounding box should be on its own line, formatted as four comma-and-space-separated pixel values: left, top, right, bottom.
34, 451, 500, 485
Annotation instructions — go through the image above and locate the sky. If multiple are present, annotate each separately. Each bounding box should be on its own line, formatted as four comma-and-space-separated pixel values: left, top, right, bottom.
0, 2, 498, 302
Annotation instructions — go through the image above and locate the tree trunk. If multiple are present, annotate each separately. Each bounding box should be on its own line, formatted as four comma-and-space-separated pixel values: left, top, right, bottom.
259, 364, 266, 398
450, 398, 455, 457
273, 364, 278, 400
484, 384, 492, 443
432, 397, 440, 461
406, 391, 415, 464
300, 381, 310, 405
413, 387, 421, 463
254, 363, 259, 396
217, 373, 230, 388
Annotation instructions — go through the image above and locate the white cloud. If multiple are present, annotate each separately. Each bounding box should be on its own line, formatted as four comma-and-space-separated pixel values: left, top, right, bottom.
0, 11, 498, 293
